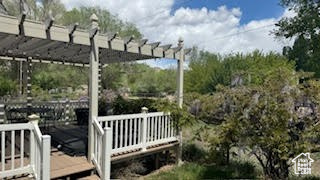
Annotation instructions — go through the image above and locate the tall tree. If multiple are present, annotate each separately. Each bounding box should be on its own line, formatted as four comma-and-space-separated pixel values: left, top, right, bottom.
3, 0, 65, 21
275, 0, 320, 77
60, 7, 142, 38
185, 50, 294, 94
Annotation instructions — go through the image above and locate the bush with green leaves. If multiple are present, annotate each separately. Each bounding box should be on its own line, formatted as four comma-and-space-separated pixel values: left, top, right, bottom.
185, 50, 294, 94
197, 69, 320, 179
0, 76, 16, 96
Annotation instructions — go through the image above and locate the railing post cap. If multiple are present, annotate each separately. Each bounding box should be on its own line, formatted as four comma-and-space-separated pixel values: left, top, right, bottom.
141, 107, 148, 113
28, 114, 40, 125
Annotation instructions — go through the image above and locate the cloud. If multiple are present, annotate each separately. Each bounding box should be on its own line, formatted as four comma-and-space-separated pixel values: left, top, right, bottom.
60, 0, 292, 54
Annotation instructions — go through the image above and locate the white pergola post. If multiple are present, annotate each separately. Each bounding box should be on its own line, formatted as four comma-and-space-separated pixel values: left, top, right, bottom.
177, 38, 184, 108
176, 38, 184, 164
88, 14, 99, 162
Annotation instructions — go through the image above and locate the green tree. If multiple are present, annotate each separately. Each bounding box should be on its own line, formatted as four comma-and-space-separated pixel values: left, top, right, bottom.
199, 69, 320, 179
185, 50, 294, 94
60, 7, 142, 38
275, 0, 320, 77
3, 0, 66, 21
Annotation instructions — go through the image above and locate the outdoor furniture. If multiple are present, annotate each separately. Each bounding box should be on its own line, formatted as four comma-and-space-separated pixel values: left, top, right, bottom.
75, 108, 89, 126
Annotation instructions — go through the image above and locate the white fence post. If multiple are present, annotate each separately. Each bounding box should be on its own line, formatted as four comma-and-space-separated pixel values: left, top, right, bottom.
28, 114, 39, 171
41, 135, 51, 180
102, 128, 112, 180
141, 107, 148, 151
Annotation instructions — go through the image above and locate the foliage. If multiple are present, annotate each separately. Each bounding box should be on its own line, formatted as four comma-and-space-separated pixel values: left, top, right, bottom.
126, 63, 176, 95
60, 6, 142, 38
152, 99, 195, 128
110, 96, 194, 127
185, 50, 294, 94
146, 161, 258, 180
198, 68, 320, 179
32, 64, 87, 90
0, 76, 16, 96
112, 96, 157, 115
274, 0, 320, 77
182, 143, 207, 163
3, 0, 66, 21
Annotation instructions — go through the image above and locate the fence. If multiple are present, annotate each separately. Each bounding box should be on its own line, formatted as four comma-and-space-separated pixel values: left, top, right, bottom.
4, 100, 88, 125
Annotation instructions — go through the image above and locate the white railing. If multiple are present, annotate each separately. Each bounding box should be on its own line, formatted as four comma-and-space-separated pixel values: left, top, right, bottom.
0, 123, 50, 180
97, 111, 178, 155
92, 118, 111, 180
92, 111, 177, 180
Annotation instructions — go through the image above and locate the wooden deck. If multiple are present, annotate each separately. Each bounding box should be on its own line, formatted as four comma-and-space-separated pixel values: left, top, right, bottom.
50, 151, 94, 179
3, 141, 178, 179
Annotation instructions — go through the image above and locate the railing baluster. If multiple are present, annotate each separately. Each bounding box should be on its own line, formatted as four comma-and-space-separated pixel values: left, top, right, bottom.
164, 115, 167, 138
1, 131, 5, 171
97, 135, 100, 165
110, 120, 114, 148
134, 118, 137, 145
37, 143, 40, 178
94, 128, 97, 161
125, 119, 128, 147
146, 117, 150, 142
138, 118, 141, 143
115, 120, 118, 149
30, 130, 34, 171
162, 116, 165, 139
171, 117, 174, 137
151, 117, 154, 141
120, 120, 123, 148
167, 116, 170, 138
20, 130, 24, 167
159, 116, 162, 139
11, 130, 14, 170
155, 117, 158, 140
129, 119, 132, 146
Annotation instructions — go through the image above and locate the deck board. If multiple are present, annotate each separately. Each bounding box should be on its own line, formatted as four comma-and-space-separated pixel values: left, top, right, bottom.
78, 174, 100, 180
50, 151, 94, 179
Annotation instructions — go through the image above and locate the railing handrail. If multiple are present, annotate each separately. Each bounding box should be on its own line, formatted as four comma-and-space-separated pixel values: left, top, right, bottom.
93, 118, 104, 135
33, 124, 42, 144
97, 111, 170, 122
0, 123, 34, 131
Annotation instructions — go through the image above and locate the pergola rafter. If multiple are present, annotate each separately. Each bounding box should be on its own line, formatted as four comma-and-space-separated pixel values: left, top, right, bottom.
0, 14, 190, 65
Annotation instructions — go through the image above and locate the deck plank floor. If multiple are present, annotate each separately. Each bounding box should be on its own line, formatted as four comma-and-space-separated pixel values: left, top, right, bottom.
50, 151, 94, 179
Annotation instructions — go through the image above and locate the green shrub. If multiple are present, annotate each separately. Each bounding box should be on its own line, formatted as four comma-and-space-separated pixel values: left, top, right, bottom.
146, 161, 258, 180
182, 143, 206, 163
0, 77, 16, 96
112, 96, 157, 114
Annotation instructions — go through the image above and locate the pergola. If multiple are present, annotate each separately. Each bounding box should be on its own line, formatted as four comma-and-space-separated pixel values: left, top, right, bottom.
0, 11, 189, 179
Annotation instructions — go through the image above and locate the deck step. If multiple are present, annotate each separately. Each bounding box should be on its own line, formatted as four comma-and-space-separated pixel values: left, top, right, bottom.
50, 152, 95, 179
78, 174, 100, 180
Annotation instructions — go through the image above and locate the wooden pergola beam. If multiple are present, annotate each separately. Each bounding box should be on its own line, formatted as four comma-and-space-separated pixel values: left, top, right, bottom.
0, 56, 89, 67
